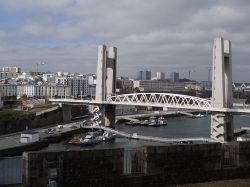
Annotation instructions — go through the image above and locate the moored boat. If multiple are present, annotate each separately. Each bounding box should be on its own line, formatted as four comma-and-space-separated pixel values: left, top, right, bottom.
147, 116, 167, 126
187, 113, 205, 118
80, 134, 103, 146
148, 116, 158, 126
157, 116, 167, 126
102, 131, 116, 141
69, 137, 83, 145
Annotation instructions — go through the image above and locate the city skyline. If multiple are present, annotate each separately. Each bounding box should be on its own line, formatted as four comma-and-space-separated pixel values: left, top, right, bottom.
0, 1, 250, 82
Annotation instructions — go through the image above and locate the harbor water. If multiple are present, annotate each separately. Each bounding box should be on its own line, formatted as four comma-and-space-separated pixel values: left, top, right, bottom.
40, 115, 250, 151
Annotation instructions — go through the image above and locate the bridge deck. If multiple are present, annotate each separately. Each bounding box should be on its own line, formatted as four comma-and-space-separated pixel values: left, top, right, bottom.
83, 126, 215, 143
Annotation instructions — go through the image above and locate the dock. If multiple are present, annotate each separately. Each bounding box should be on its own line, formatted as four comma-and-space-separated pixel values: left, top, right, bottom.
234, 128, 247, 137
83, 125, 215, 143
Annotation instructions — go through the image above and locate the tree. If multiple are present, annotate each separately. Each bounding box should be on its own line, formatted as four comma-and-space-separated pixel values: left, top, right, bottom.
116, 80, 122, 89
20, 94, 27, 100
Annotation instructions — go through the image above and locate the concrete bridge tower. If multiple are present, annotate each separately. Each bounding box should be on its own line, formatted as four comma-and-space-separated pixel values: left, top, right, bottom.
95, 45, 117, 128
211, 37, 233, 142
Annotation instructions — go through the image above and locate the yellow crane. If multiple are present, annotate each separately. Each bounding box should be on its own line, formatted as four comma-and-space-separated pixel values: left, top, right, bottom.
18, 62, 44, 75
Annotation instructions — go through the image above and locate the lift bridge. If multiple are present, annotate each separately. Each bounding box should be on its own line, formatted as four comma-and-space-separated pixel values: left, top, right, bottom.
50, 38, 250, 142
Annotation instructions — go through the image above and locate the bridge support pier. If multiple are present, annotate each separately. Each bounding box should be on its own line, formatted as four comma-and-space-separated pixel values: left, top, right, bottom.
211, 113, 234, 141
105, 104, 116, 128
95, 45, 117, 128
62, 104, 72, 122
211, 37, 233, 142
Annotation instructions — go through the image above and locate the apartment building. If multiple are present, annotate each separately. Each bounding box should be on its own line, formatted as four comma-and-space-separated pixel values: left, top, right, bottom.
133, 80, 186, 92
56, 76, 89, 97
0, 84, 17, 97
17, 84, 70, 98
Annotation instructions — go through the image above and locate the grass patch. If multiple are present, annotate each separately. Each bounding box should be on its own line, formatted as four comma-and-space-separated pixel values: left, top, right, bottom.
0, 111, 31, 120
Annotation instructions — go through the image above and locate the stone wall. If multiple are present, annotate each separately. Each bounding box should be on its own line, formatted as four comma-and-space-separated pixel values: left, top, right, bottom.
23, 148, 124, 187
22, 142, 250, 187
122, 142, 250, 186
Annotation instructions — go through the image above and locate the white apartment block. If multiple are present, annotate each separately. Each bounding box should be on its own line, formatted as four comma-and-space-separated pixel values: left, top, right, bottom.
43, 73, 56, 83
133, 80, 186, 92
56, 77, 89, 97
2, 66, 21, 73
156, 72, 165, 80
17, 84, 70, 98
0, 84, 17, 97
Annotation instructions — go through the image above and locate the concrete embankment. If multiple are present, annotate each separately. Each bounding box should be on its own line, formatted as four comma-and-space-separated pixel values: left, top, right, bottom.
0, 125, 89, 157
0, 139, 49, 157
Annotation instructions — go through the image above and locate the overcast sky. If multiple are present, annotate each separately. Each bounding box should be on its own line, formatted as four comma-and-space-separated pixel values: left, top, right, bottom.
0, 0, 249, 82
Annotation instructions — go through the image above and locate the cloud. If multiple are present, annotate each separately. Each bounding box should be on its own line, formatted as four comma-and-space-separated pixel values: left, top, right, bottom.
0, 0, 250, 82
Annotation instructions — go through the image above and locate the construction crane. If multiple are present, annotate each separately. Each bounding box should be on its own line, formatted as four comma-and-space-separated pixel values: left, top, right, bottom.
205, 65, 212, 82
17, 62, 44, 76
177, 70, 196, 80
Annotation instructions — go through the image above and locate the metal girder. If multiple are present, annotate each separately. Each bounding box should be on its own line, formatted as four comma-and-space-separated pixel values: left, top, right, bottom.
106, 93, 211, 110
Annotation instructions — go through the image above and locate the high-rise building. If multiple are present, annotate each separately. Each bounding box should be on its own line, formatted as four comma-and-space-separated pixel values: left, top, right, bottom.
156, 72, 165, 80
138, 70, 151, 80
170, 72, 179, 82
2, 66, 21, 73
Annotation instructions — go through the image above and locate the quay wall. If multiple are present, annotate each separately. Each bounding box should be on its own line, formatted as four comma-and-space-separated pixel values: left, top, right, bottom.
23, 142, 250, 187
0, 139, 49, 157
0, 127, 89, 157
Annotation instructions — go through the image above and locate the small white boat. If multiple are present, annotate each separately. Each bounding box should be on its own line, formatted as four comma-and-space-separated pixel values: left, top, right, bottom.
187, 113, 205, 118
148, 116, 167, 126
148, 116, 158, 126
157, 116, 167, 126
102, 131, 116, 141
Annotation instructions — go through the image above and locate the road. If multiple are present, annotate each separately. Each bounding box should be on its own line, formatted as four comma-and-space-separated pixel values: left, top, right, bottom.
0, 121, 85, 150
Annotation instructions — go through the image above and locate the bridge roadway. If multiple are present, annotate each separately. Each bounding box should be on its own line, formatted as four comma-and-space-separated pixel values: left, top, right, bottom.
49, 98, 250, 115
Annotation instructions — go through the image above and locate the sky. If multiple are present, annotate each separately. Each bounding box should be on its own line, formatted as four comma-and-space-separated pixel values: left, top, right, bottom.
0, 0, 250, 82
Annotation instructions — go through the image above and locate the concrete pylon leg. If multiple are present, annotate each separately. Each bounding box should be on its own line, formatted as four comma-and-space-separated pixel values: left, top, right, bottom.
95, 45, 117, 128
62, 104, 71, 122
211, 37, 233, 142
105, 104, 116, 128
211, 113, 234, 141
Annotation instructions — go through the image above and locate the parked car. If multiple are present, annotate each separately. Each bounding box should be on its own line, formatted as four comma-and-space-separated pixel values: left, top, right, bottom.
69, 125, 77, 129
58, 125, 63, 129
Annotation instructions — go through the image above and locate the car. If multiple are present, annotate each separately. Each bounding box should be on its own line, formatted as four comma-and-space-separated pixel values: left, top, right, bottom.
69, 125, 77, 129
58, 125, 63, 129
44, 130, 49, 134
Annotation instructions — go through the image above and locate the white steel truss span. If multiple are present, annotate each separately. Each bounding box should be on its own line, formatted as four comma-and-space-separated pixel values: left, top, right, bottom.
106, 93, 211, 110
